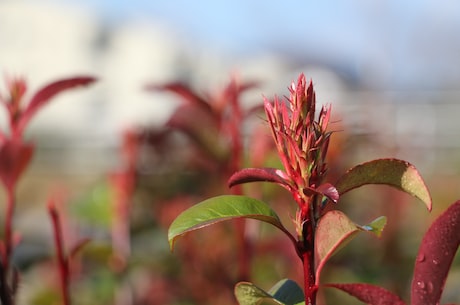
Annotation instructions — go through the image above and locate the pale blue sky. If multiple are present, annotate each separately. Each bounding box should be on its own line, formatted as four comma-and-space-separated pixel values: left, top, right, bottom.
55, 0, 460, 89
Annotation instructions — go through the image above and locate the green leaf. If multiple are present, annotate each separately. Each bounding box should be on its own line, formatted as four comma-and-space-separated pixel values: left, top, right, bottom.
235, 282, 283, 305
72, 183, 112, 227
314, 211, 387, 282
168, 195, 289, 250
335, 158, 432, 211
268, 279, 305, 305
235, 281, 306, 305
359, 216, 387, 238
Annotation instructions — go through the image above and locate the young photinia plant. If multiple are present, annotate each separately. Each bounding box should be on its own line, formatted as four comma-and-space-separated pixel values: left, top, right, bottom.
0, 76, 96, 305
167, 74, 450, 305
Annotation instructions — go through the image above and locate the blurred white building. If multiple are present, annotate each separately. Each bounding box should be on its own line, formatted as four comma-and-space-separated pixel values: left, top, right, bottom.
0, 0, 459, 178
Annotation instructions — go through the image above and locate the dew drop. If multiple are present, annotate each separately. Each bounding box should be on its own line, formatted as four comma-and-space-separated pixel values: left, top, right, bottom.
416, 254, 426, 262
427, 282, 434, 293
417, 281, 426, 290
432, 259, 439, 265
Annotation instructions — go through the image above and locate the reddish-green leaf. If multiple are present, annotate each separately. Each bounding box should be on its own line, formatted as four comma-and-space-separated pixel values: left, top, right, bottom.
411, 200, 460, 305
17, 76, 97, 136
147, 82, 212, 111
307, 183, 339, 204
314, 211, 386, 281
314, 210, 360, 281
228, 167, 290, 189
235, 280, 305, 305
326, 283, 406, 305
335, 158, 432, 211
168, 195, 292, 251
234, 282, 282, 305
0, 139, 34, 189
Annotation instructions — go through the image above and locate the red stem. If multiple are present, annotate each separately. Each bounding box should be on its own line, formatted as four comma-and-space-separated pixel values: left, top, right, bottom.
0, 188, 14, 305
299, 203, 317, 305
0, 262, 12, 305
49, 206, 71, 305
302, 250, 317, 305
3, 187, 15, 275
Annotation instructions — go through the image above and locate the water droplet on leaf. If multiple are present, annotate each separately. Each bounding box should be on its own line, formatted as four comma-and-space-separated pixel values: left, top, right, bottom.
427, 282, 434, 293
416, 254, 425, 262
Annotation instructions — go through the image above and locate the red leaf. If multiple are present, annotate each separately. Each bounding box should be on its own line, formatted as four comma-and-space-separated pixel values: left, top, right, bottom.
315, 211, 360, 281
0, 139, 34, 189
327, 283, 406, 305
167, 103, 227, 161
147, 82, 212, 112
306, 183, 339, 204
16, 76, 96, 136
411, 200, 460, 305
228, 167, 290, 189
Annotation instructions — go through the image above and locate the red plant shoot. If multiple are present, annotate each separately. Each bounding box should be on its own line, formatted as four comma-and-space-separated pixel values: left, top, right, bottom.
230, 74, 336, 303
48, 195, 91, 305
0, 76, 96, 304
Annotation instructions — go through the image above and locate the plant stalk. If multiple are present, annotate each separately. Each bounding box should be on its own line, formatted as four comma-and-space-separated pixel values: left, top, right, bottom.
302, 250, 316, 305
0, 262, 12, 305
0, 187, 17, 305
301, 206, 317, 305
49, 206, 71, 305
4, 187, 14, 275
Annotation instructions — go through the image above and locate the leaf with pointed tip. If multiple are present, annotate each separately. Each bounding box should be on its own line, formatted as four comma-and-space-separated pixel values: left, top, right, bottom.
411, 200, 460, 305
0, 140, 34, 189
234, 282, 282, 305
304, 183, 339, 204
167, 103, 228, 162
268, 279, 304, 305
17, 76, 97, 136
147, 82, 212, 111
326, 283, 406, 305
168, 195, 292, 250
335, 158, 432, 211
359, 216, 387, 238
315, 210, 360, 281
234, 280, 305, 305
228, 168, 290, 189
314, 211, 387, 281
